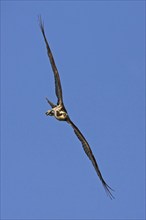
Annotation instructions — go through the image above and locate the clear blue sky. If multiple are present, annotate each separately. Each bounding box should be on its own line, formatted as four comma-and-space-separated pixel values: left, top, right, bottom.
1, 1, 145, 219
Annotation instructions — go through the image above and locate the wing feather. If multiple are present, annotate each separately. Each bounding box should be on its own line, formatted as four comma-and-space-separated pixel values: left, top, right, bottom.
67, 118, 114, 199
39, 17, 63, 105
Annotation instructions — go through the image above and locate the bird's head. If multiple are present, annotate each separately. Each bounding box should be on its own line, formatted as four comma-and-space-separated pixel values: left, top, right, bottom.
45, 109, 54, 116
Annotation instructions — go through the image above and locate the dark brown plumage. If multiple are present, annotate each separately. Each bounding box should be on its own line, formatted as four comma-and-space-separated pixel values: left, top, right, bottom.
39, 16, 114, 199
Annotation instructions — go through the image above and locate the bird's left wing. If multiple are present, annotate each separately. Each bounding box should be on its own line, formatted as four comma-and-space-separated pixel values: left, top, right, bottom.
66, 118, 114, 199
39, 17, 63, 105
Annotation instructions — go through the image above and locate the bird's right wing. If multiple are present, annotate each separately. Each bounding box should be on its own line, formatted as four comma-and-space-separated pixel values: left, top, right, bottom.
66, 118, 114, 199
39, 17, 63, 105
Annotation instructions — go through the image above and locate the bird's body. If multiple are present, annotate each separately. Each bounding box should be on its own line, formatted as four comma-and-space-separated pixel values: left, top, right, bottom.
39, 17, 114, 199
46, 104, 68, 121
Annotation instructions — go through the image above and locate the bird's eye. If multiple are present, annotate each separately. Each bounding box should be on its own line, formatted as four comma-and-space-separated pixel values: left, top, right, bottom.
50, 110, 54, 115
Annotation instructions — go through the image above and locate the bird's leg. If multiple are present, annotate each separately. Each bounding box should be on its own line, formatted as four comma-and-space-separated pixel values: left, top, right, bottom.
46, 97, 56, 108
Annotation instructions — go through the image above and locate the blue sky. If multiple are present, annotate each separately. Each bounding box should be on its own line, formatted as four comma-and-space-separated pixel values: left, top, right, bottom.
1, 1, 145, 219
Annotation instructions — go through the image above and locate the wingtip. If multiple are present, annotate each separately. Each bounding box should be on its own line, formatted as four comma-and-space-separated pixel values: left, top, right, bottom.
38, 15, 44, 32
103, 183, 115, 200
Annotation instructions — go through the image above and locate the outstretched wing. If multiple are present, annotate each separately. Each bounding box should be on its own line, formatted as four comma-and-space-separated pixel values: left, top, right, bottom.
39, 17, 63, 105
67, 118, 114, 199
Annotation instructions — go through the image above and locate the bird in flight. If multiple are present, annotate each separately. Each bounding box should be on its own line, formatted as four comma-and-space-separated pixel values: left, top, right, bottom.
39, 17, 114, 199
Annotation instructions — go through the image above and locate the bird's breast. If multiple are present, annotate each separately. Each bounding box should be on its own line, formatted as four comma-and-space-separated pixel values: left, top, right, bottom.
55, 110, 67, 121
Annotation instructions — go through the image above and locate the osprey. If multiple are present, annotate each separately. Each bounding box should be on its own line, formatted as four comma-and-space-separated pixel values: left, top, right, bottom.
39, 17, 114, 199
